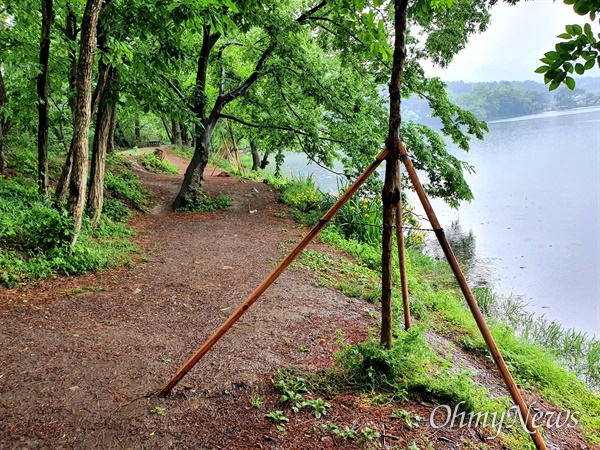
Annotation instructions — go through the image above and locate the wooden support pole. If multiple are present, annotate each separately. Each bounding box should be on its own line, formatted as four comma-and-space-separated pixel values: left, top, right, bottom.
210, 143, 227, 176
228, 122, 245, 174
159, 147, 389, 396
397, 142, 546, 450
395, 160, 411, 330
208, 144, 224, 176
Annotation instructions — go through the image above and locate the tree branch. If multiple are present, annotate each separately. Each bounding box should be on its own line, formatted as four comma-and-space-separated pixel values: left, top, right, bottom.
219, 113, 346, 144
220, 45, 275, 106
297, 0, 328, 22
165, 79, 195, 112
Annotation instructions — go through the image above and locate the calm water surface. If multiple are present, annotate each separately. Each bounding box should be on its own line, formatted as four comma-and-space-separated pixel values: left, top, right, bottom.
278, 107, 600, 337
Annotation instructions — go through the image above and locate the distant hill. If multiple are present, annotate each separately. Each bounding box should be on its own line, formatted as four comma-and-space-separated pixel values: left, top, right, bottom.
403, 77, 600, 123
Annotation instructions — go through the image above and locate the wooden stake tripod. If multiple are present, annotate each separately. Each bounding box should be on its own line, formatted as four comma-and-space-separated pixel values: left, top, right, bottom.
159, 143, 547, 450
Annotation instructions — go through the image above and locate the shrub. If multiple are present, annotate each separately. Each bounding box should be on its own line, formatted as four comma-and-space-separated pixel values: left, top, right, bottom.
102, 198, 133, 223
176, 188, 231, 212
140, 153, 179, 175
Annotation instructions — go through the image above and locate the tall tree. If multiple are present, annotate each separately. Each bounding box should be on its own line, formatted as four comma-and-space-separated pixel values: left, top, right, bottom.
54, 1, 82, 201
381, 0, 409, 349
37, 0, 53, 197
66, 0, 103, 245
88, 15, 118, 228
0, 68, 9, 174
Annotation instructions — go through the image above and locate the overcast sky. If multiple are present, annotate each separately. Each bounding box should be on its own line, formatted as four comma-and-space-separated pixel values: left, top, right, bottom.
422, 1, 600, 82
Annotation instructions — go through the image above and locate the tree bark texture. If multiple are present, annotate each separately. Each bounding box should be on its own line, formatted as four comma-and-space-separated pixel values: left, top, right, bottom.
37, 0, 53, 198
0, 68, 10, 173
181, 123, 190, 146
381, 0, 409, 349
88, 22, 116, 228
134, 117, 141, 142
172, 120, 182, 146
65, 2, 78, 122
106, 101, 117, 153
66, 0, 103, 245
250, 141, 260, 171
260, 152, 269, 169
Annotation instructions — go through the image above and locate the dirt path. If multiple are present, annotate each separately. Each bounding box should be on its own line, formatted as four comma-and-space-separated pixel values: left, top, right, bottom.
0, 149, 592, 449
0, 150, 379, 448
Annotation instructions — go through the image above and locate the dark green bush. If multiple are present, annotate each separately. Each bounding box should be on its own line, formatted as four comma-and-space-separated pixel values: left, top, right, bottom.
177, 188, 231, 212
102, 198, 133, 223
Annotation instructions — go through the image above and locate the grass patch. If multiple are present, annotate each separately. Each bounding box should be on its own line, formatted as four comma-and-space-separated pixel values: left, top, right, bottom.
104, 154, 154, 211
0, 152, 142, 287
176, 188, 231, 213
140, 153, 180, 175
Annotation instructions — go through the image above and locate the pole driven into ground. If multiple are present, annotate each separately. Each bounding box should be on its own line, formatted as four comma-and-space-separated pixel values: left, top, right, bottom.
395, 161, 411, 330
397, 141, 547, 450
159, 147, 388, 396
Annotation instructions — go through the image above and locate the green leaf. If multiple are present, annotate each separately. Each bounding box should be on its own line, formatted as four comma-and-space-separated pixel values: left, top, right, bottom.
563, 62, 574, 73
540, 57, 553, 64
573, 1, 590, 16
584, 23, 592, 37
544, 51, 561, 61
584, 58, 596, 70
549, 81, 561, 91
566, 25, 575, 34
557, 32, 572, 39
534, 65, 549, 74
572, 24, 583, 35
565, 76, 576, 90
575, 63, 585, 74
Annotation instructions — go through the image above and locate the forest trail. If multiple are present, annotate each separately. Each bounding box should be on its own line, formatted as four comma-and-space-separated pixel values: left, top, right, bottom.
0, 148, 591, 449
0, 148, 378, 448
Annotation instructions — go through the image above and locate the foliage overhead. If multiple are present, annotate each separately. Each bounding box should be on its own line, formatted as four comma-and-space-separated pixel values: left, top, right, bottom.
537, 0, 599, 90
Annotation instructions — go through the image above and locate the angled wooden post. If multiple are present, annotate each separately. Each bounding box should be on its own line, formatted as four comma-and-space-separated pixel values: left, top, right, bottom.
395, 160, 411, 330
159, 147, 389, 396
228, 122, 245, 174
210, 142, 227, 176
397, 141, 546, 450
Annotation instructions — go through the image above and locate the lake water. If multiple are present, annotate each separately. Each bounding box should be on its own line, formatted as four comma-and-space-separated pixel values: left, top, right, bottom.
277, 106, 600, 338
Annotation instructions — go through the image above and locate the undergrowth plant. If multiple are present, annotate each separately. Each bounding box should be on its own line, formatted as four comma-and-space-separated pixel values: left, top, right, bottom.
140, 153, 180, 174
0, 152, 142, 287
176, 188, 231, 212
105, 154, 153, 210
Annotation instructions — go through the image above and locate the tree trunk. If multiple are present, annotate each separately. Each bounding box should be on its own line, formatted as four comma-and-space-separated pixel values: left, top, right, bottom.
66, 0, 104, 246
134, 117, 141, 143
251, 140, 260, 171
173, 120, 182, 146
106, 101, 117, 153
55, 2, 81, 199
162, 115, 173, 143
181, 123, 190, 146
174, 120, 215, 208
0, 68, 9, 174
88, 21, 116, 228
37, 0, 53, 198
88, 74, 114, 227
380, 0, 409, 349
66, 2, 78, 122
260, 151, 270, 169
114, 121, 131, 148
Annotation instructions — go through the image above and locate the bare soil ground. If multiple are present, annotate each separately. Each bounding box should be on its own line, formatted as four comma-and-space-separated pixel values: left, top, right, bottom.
0, 148, 593, 449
